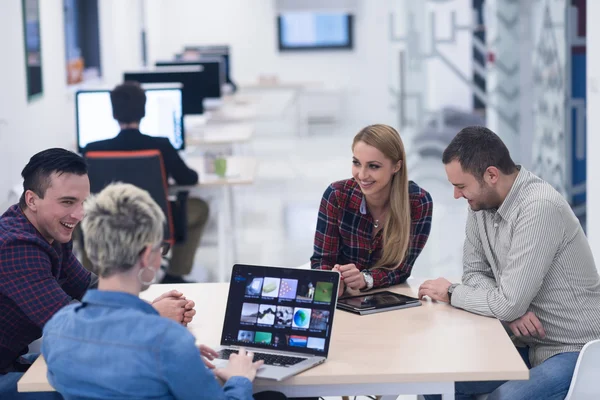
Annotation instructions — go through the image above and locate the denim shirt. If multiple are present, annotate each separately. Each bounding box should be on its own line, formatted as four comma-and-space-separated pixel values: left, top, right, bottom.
42, 290, 253, 400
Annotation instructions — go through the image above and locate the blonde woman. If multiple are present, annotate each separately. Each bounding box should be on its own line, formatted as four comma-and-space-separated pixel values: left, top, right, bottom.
311, 124, 433, 297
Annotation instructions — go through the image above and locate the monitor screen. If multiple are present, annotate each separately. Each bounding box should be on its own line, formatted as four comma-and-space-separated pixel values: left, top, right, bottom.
278, 13, 353, 51
76, 87, 184, 151
124, 68, 205, 115
181, 45, 233, 86
155, 59, 223, 99
221, 264, 340, 357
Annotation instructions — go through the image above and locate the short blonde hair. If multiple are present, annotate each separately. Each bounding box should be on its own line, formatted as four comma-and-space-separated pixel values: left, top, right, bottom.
82, 183, 165, 277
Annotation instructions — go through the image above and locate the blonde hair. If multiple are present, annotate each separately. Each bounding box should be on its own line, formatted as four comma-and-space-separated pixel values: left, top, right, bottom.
352, 124, 410, 270
81, 183, 165, 277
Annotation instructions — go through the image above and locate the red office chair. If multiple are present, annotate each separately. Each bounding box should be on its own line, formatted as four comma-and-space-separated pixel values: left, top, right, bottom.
85, 150, 187, 246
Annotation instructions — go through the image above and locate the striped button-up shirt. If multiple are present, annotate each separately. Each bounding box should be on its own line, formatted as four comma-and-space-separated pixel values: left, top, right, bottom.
451, 167, 600, 366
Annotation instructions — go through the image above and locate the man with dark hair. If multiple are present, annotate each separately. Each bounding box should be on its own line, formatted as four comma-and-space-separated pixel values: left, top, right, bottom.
0, 148, 196, 398
84, 82, 209, 283
419, 127, 600, 399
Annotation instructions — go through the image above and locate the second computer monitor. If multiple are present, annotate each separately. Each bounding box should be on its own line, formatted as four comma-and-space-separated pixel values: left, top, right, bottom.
182, 45, 233, 87
76, 85, 184, 152
124, 67, 205, 115
155, 58, 223, 100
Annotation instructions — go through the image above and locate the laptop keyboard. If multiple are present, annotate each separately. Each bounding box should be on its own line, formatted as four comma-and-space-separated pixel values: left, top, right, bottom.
219, 349, 306, 367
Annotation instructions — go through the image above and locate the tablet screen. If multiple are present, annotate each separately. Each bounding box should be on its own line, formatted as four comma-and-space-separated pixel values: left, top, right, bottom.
337, 291, 418, 310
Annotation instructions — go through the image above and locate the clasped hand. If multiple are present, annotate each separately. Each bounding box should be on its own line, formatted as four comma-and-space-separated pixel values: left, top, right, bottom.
508, 311, 546, 338
151, 290, 196, 326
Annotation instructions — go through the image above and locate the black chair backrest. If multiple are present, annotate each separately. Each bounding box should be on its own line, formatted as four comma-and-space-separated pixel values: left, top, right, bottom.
85, 150, 175, 244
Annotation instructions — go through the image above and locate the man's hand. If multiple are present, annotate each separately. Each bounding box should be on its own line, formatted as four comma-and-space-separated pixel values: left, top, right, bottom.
199, 344, 219, 369
418, 278, 453, 302
336, 263, 366, 290
508, 311, 546, 338
151, 290, 188, 324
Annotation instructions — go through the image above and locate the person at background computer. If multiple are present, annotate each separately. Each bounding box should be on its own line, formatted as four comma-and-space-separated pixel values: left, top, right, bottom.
419, 126, 600, 400
0, 149, 194, 399
83, 81, 209, 284
311, 124, 433, 297
42, 182, 266, 400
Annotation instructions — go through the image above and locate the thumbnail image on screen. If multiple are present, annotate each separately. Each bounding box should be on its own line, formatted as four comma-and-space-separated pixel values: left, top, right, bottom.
245, 277, 263, 296
261, 277, 281, 298
296, 280, 315, 302
279, 278, 298, 299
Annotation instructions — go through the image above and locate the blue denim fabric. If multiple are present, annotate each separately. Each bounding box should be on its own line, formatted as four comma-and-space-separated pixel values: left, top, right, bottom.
424, 346, 579, 400
42, 290, 253, 400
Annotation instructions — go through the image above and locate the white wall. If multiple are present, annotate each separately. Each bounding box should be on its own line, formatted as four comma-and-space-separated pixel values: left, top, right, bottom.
0, 0, 142, 205
144, 0, 396, 130
0, 0, 73, 204
424, 0, 473, 113
587, 0, 600, 268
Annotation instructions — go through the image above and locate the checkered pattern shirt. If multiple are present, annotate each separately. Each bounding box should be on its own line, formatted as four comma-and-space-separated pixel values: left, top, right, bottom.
0, 204, 90, 370
311, 179, 433, 288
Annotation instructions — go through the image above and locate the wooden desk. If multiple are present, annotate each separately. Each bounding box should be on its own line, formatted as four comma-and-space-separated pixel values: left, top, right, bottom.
19, 280, 529, 399
181, 156, 257, 282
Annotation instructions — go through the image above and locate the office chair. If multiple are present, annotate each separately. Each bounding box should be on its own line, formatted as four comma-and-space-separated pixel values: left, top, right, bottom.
85, 150, 189, 246
564, 339, 600, 400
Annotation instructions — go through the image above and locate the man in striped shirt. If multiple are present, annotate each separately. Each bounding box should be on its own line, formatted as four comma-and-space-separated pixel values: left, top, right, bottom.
419, 126, 600, 400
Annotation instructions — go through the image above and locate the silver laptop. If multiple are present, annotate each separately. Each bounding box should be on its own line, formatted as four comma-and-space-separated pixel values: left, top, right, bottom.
213, 264, 340, 381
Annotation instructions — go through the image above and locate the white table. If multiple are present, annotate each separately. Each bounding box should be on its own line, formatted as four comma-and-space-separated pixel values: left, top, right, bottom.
18, 280, 529, 399
185, 123, 254, 147
208, 103, 258, 122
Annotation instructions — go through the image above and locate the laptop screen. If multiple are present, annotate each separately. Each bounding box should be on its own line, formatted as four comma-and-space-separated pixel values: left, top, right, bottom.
221, 264, 340, 357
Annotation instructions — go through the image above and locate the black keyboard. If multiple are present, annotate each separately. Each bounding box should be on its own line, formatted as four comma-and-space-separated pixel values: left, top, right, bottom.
219, 349, 306, 367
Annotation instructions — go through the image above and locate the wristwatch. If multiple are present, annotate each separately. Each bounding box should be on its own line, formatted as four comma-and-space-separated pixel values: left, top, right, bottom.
447, 283, 459, 303
361, 270, 374, 290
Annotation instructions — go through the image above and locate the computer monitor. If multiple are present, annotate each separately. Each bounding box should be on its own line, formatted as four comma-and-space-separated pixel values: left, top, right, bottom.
181, 45, 234, 88
124, 67, 205, 115
155, 58, 223, 100
277, 12, 354, 51
76, 85, 184, 152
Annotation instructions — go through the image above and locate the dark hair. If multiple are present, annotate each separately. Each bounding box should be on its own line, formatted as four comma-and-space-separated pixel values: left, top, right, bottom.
442, 126, 517, 180
19, 148, 88, 208
110, 81, 146, 124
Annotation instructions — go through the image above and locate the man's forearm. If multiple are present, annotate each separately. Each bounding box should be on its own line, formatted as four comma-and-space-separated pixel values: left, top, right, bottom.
450, 284, 495, 317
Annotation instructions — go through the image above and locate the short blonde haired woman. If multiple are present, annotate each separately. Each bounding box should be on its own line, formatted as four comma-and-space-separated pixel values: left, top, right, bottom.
42, 183, 268, 400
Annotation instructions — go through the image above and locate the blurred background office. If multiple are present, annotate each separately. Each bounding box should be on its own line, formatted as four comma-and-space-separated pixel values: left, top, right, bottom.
0, 0, 597, 285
